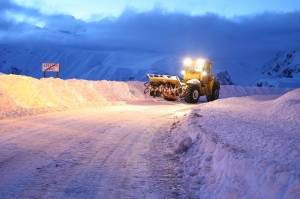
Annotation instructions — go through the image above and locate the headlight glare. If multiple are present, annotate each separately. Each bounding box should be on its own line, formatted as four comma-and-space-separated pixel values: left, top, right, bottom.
184, 58, 192, 66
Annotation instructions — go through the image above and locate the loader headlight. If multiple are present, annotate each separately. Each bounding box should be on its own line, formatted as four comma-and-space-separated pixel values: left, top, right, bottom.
196, 58, 205, 66
202, 71, 207, 76
194, 58, 205, 72
183, 58, 192, 66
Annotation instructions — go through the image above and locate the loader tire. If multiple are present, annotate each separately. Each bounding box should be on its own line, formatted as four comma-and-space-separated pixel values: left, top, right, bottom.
185, 85, 200, 103
206, 85, 219, 102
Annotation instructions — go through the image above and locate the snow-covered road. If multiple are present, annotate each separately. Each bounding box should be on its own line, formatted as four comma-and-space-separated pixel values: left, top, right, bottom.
0, 75, 299, 199
0, 101, 196, 199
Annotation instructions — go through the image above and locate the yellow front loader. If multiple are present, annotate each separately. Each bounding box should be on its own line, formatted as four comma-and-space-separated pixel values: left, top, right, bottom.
144, 58, 220, 103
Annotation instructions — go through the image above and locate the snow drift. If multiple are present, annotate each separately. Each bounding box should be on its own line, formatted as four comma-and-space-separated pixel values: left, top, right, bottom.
171, 89, 300, 199
0, 74, 291, 120
0, 74, 151, 119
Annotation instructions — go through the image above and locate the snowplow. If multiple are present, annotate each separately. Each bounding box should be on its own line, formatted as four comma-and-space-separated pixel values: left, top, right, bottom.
144, 58, 220, 103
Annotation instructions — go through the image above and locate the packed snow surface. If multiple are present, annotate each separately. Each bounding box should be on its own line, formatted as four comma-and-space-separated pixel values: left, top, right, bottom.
171, 91, 300, 199
0, 74, 299, 199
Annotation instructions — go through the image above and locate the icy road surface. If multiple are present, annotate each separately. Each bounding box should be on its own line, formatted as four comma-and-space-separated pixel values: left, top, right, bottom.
0, 75, 298, 199
0, 101, 197, 199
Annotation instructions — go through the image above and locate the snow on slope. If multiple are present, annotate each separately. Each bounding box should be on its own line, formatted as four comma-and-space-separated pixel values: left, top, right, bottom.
0, 44, 249, 86
3, 44, 300, 88
256, 50, 300, 88
0, 44, 181, 82
170, 89, 300, 199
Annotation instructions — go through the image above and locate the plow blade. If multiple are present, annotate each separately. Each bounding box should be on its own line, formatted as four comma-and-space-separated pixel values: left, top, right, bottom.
144, 74, 184, 100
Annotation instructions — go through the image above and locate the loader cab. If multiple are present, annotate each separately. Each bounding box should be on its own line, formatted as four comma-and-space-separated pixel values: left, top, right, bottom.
182, 58, 212, 84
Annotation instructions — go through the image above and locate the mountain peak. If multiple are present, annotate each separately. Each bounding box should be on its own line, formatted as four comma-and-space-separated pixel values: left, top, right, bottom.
261, 50, 300, 78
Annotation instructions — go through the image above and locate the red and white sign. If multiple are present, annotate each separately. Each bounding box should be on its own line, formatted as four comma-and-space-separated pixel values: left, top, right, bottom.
42, 63, 60, 72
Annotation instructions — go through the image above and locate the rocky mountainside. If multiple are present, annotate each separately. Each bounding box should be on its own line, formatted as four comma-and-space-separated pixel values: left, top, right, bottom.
261, 50, 300, 78
216, 71, 234, 85
256, 50, 300, 88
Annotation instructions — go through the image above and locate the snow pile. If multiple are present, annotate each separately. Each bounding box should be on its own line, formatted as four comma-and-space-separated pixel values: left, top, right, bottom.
0, 75, 151, 119
170, 89, 300, 199
219, 85, 291, 99
0, 75, 292, 120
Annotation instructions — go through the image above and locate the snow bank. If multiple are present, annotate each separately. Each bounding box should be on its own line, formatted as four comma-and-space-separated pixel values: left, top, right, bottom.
219, 85, 291, 98
0, 75, 151, 119
0, 75, 292, 120
171, 88, 300, 199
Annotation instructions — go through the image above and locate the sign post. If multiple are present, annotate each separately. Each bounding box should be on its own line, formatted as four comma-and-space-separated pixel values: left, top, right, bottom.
42, 63, 60, 78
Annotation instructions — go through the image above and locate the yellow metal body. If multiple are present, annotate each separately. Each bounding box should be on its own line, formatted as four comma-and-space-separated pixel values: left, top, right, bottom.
183, 61, 214, 96
146, 74, 182, 86
144, 59, 220, 101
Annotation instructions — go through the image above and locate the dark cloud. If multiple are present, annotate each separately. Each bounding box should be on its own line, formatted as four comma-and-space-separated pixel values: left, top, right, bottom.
0, 0, 43, 18
0, 0, 43, 32
83, 9, 300, 61
1, 1, 300, 72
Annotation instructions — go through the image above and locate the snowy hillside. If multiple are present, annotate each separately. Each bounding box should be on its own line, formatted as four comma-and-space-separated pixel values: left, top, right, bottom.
256, 50, 300, 88
2, 40, 300, 88
2, 43, 300, 88
0, 44, 182, 82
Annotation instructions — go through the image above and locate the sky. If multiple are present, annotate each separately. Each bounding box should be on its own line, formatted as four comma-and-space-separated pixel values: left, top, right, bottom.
0, 0, 300, 76
9, 0, 300, 21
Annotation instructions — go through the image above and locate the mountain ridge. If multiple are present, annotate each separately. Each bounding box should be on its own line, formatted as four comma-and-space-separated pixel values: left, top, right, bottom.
256, 50, 300, 88
1, 43, 300, 88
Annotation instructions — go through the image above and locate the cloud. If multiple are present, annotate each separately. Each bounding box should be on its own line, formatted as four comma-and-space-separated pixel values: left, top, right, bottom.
0, 0, 43, 19
0, 0, 42, 32
1, 1, 300, 70
84, 9, 300, 59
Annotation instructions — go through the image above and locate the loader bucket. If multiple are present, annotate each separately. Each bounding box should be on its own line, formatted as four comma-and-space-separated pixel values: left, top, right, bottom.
146, 74, 181, 85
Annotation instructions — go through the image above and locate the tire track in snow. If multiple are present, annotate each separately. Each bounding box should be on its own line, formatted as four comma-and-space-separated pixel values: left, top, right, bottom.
0, 102, 196, 199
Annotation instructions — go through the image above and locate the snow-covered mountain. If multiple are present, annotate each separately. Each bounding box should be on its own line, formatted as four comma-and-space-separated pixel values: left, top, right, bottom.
0, 43, 234, 84
0, 44, 181, 82
216, 71, 234, 85
256, 50, 300, 88
1, 43, 300, 88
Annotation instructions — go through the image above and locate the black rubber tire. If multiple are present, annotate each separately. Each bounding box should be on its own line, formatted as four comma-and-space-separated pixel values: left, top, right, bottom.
185, 85, 200, 103
206, 95, 212, 102
206, 86, 219, 102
